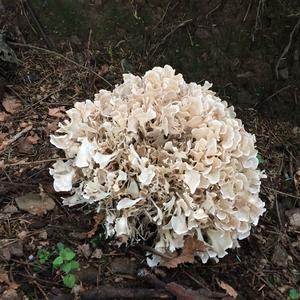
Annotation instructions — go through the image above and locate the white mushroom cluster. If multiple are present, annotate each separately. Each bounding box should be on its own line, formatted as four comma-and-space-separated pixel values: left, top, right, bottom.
50, 65, 266, 266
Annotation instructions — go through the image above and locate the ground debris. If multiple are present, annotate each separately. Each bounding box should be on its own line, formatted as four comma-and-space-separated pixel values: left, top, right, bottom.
15, 192, 56, 215
111, 257, 138, 276
286, 208, 300, 227
216, 280, 238, 299
0, 240, 23, 261
160, 236, 206, 268
2, 94, 22, 114
271, 244, 289, 267
77, 266, 100, 285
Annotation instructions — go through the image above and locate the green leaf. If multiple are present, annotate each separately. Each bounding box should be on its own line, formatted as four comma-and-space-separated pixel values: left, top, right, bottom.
289, 288, 300, 300
53, 256, 64, 268
60, 248, 76, 261
257, 154, 267, 164
37, 249, 50, 264
63, 274, 76, 288
57, 242, 65, 251
61, 260, 80, 273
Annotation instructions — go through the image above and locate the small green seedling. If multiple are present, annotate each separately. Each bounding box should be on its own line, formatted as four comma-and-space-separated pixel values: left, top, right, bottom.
52, 243, 80, 288
289, 288, 300, 300
257, 153, 267, 165
37, 249, 50, 264
37, 244, 80, 289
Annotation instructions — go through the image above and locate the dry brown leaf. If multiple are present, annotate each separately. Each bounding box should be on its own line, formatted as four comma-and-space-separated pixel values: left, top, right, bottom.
48, 106, 65, 118
0, 132, 8, 143
86, 213, 105, 238
0, 272, 10, 285
91, 248, 103, 259
0, 240, 23, 261
15, 192, 56, 215
47, 121, 58, 132
17, 139, 34, 154
26, 134, 39, 145
0, 273, 20, 298
0, 111, 9, 122
99, 64, 109, 76
2, 95, 22, 114
78, 243, 91, 259
217, 279, 238, 299
161, 236, 206, 268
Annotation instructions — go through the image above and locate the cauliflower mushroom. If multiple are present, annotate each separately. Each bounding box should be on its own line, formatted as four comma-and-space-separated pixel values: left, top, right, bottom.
50, 65, 266, 266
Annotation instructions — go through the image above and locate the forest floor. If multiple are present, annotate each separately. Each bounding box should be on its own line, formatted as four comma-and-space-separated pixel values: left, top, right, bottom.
0, 0, 300, 299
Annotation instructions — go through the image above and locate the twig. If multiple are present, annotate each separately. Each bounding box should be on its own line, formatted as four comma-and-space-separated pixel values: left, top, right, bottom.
243, 0, 252, 22
275, 16, 300, 79
264, 187, 300, 200
23, 0, 56, 50
138, 269, 212, 300
153, 1, 172, 29
183, 270, 209, 290
206, 2, 222, 19
275, 195, 283, 228
16, 272, 61, 287
252, 0, 265, 41
24, 84, 68, 110
150, 19, 193, 59
3, 158, 66, 167
248, 270, 285, 300
137, 268, 166, 289
140, 245, 173, 259
80, 287, 173, 300
8, 42, 113, 87
254, 85, 292, 107
166, 282, 212, 300
0, 126, 32, 154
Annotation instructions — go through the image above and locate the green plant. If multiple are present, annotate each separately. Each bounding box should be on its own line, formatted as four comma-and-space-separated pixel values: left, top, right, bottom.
257, 153, 267, 165
289, 288, 300, 300
36, 244, 80, 289
52, 243, 80, 288
37, 249, 50, 264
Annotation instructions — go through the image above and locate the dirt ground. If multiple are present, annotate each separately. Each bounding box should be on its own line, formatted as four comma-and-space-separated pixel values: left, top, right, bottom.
0, 0, 300, 299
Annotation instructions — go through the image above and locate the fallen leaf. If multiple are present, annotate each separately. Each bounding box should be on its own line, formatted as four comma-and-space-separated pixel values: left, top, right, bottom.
15, 192, 56, 215
2, 289, 19, 300
3, 205, 18, 214
91, 248, 103, 259
286, 208, 300, 228
0, 240, 24, 261
0, 272, 10, 284
38, 230, 48, 240
19, 121, 30, 128
48, 106, 65, 118
161, 236, 206, 268
86, 213, 105, 238
0, 132, 8, 143
0, 111, 9, 122
217, 279, 238, 299
99, 64, 109, 76
2, 95, 22, 114
47, 121, 58, 132
17, 139, 34, 154
26, 134, 39, 144
78, 243, 91, 259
